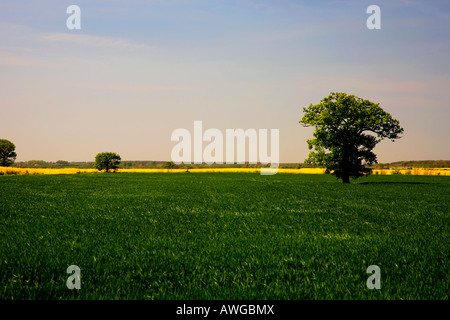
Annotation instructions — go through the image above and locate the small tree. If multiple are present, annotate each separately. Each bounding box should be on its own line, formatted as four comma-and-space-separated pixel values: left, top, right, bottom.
163, 161, 175, 169
0, 139, 17, 167
299, 92, 404, 183
94, 152, 121, 172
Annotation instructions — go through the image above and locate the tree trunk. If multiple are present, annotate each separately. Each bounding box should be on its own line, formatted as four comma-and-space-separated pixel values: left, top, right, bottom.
342, 174, 350, 184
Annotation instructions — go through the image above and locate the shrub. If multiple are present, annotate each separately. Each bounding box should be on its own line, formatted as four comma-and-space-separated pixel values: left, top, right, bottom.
164, 161, 176, 169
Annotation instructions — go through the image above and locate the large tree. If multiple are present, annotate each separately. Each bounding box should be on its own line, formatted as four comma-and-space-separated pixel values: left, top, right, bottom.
94, 152, 121, 172
0, 139, 17, 167
299, 92, 404, 183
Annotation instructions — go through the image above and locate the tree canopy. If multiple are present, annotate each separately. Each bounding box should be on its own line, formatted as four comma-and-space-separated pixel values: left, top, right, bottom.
0, 139, 17, 167
94, 152, 121, 172
299, 92, 404, 183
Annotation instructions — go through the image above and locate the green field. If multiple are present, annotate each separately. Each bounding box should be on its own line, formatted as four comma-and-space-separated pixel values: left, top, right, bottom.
0, 173, 448, 300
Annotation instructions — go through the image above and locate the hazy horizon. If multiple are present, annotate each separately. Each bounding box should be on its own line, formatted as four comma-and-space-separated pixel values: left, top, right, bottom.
11, 158, 450, 165
1, 0, 449, 163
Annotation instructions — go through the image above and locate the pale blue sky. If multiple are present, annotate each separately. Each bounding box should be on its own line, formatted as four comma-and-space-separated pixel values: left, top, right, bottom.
1, 0, 449, 163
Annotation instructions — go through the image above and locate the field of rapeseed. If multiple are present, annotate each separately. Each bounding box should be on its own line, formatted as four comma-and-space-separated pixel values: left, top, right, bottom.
1, 166, 449, 175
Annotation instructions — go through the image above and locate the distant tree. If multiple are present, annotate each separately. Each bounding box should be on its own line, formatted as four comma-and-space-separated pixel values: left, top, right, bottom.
125, 161, 135, 168
163, 161, 175, 169
29, 160, 49, 167
94, 152, 121, 172
299, 92, 404, 183
56, 160, 70, 167
0, 139, 17, 167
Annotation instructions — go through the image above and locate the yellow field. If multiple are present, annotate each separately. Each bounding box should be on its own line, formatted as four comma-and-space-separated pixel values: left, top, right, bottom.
371, 168, 450, 176
1, 167, 449, 175
0, 167, 96, 175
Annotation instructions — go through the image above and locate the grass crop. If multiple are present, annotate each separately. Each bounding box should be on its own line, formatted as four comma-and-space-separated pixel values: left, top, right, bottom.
0, 173, 448, 299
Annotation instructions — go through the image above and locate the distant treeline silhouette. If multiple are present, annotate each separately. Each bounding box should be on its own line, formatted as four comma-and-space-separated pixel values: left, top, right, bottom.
10, 160, 450, 169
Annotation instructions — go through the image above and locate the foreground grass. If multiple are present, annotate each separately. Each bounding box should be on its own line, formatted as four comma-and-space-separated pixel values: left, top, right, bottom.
0, 173, 448, 299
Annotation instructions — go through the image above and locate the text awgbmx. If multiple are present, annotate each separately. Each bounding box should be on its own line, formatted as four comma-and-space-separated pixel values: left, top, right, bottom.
176, 304, 275, 317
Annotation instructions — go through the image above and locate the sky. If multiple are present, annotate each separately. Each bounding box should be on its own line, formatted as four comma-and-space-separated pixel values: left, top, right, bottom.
0, 0, 449, 163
